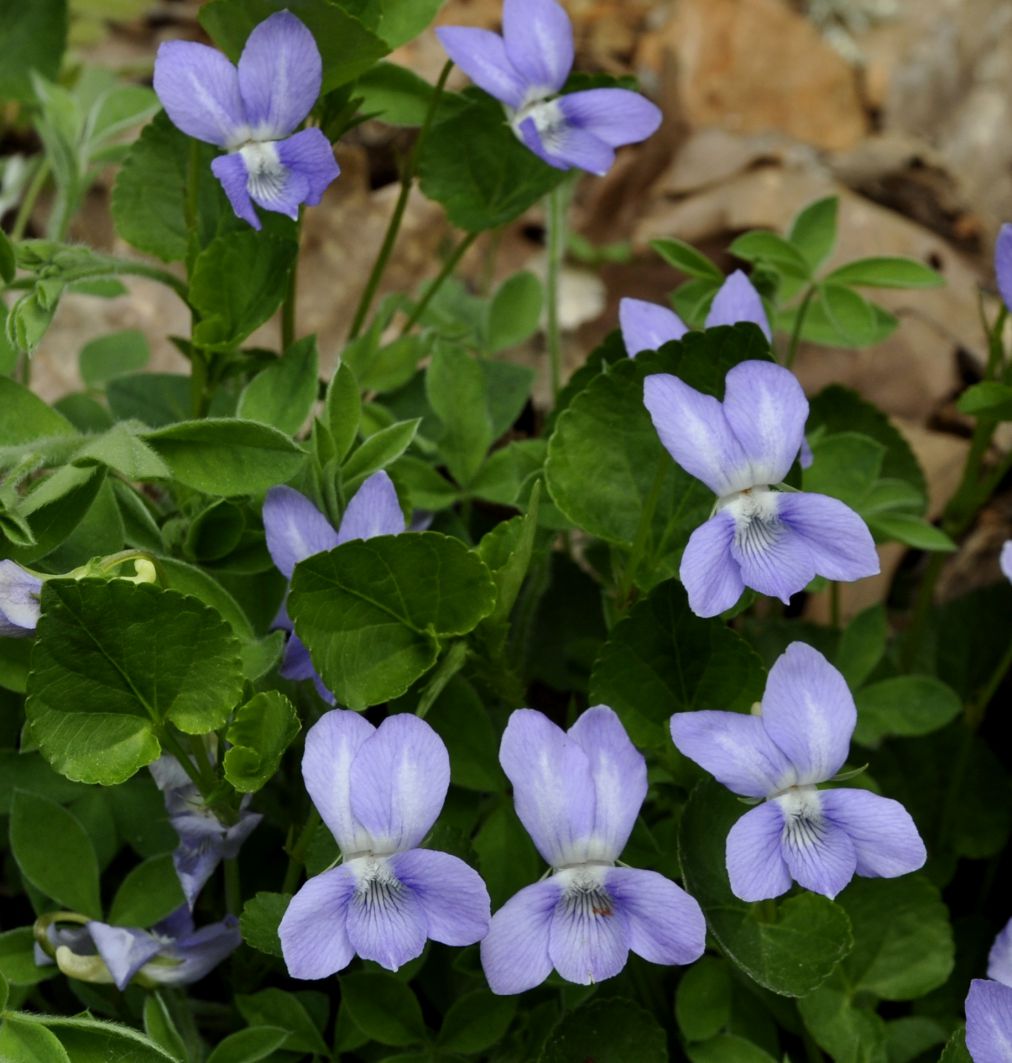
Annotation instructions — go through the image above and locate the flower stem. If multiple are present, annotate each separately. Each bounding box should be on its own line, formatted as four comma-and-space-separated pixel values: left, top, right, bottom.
784, 285, 815, 369
10, 158, 50, 241
545, 176, 575, 400
281, 808, 321, 895
347, 60, 453, 341
399, 229, 478, 335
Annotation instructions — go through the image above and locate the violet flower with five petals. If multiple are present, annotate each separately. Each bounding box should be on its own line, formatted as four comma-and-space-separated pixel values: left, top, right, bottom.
437, 0, 661, 175
964, 918, 1012, 1061
480, 706, 705, 994
670, 642, 926, 901
0, 560, 43, 637
263, 470, 405, 702
153, 10, 339, 229
643, 360, 879, 617
279, 711, 490, 977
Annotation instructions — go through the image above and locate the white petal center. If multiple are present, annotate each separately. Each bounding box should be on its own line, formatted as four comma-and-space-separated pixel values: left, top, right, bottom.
239, 141, 287, 205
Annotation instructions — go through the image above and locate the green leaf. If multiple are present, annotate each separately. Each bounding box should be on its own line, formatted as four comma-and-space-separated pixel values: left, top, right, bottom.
9, 790, 101, 917
74, 423, 173, 481
0, 376, 76, 444
820, 283, 878, 346
687, 1034, 779, 1063
206, 1027, 291, 1063
377, 0, 444, 47
438, 989, 516, 1054
485, 271, 543, 352
239, 892, 291, 958
191, 232, 297, 350
590, 580, 766, 747
0, 0, 67, 101
539, 999, 667, 1063
0, 1016, 72, 1063
834, 603, 887, 689
939, 1026, 972, 1062
679, 779, 852, 996
788, 196, 838, 271
143, 419, 304, 496
340, 972, 426, 1047
224, 692, 301, 793
200, 0, 387, 93
797, 985, 887, 1063
325, 361, 361, 463
79, 330, 150, 389
355, 62, 434, 125
26, 580, 245, 785
477, 481, 541, 631
342, 419, 419, 489
853, 675, 962, 746
8, 1014, 178, 1061
823, 256, 944, 289
0, 228, 16, 285
802, 431, 885, 510
0, 752, 90, 815
675, 956, 733, 1042
730, 231, 812, 279
143, 994, 187, 1063
0, 928, 58, 987
426, 344, 493, 486
235, 989, 328, 1056
289, 533, 496, 708
650, 236, 723, 281
108, 854, 186, 927
868, 512, 956, 552
238, 336, 319, 436
956, 380, 1012, 420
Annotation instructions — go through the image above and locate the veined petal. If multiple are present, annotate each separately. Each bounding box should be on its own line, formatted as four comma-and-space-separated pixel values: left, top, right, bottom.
776, 787, 857, 899
605, 866, 706, 966
760, 642, 855, 785
350, 715, 450, 853
680, 511, 746, 618
777, 491, 880, 583
173, 839, 224, 912
670, 711, 793, 798
211, 151, 261, 230
992, 920, 1012, 988
302, 709, 375, 855
241, 141, 309, 220
819, 788, 926, 879
548, 866, 630, 985
619, 297, 687, 357
337, 470, 406, 544
557, 88, 662, 148
722, 361, 807, 486
263, 486, 340, 579
725, 801, 792, 902
389, 848, 490, 946
86, 923, 162, 991
996, 224, 1012, 315
435, 27, 527, 108
0, 560, 42, 636
481, 878, 561, 995
345, 858, 428, 971
503, 0, 574, 95
279, 865, 357, 979
705, 271, 772, 340
152, 915, 241, 986
153, 41, 248, 148
726, 492, 816, 605
567, 705, 647, 862
517, 110, 614, 175
499, 709, 595, 867
966, 978, 1012, 1063
237, 11, 321, 140
275, 128, 340, 206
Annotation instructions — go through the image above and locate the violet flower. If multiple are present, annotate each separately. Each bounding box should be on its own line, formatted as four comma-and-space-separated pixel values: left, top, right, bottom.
279, 711, 490, 977
1001, 541, 1012, 583
965, 920, 1012, 1061
150, 753, 261, 910
0, 560, 43, 637
436, 0, 661, 176
153, 10, 339, 230
263, 471, 406, 703
481, 706, 705, 994
620, 271, 771, 357
643, 360, 879, 617
670, 642, 926, 901
996, 223, 1012, 314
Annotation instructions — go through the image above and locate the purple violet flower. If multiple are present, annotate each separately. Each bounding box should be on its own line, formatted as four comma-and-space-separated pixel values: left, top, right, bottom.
1001, 540, 1012, 583
153, 10, 339, 230
670, 642, 926, 901
620, 270, 772, 356
966, 979, 1012, 1062
436, 0, 661, 176
279, 710, 490, 977
150, 754, 261, 911
643, 360, 879, 617
480, 706, 705, 994
996, 223, 1012, 314
263, 471, 406, 703
0, 560, 43, 637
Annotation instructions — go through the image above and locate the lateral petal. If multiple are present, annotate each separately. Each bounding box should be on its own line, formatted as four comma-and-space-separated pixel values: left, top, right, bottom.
819, 788, 926, 879
481, 879, 561, 995
680, 511, 745, 619
557, 88, 662, 148
776, 491, 880, 583
279, 866, 357, 979
275, 128, 340, 206
965, 978, 1012, 1063
390, 848, 491, 946
725, 801, 793, 902
211, 151, 261, 230
517, 110, 614, 175
605, 866, 706, 966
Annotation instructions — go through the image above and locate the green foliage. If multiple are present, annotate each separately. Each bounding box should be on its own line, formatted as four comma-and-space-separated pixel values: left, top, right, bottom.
238, 336, 319, 435
0, 0, 67, 101
340, 971, 426, 1046
108, 854, 185, 927
539, 999, 668, 1062
853, 675, 962, 746
239, 892, 291, 957
224, 692, 301, 792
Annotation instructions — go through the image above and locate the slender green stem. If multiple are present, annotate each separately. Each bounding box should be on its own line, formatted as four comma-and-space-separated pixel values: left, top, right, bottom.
785, 285, 816, 369
545, 178, 574, 399
281, 217, 301, 351
400, 230, 478, 335
5, 259, 189, 301
224, 857, 241, 916
348, 61, 454, 340
281, 808, 322, 895
11, 158, 51, 241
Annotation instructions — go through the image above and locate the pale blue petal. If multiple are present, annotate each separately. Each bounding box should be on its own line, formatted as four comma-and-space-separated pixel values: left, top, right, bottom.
729, 499, 816, 606
263, 486, 340, 579
966, 978, 1012, 1063
680, 511, 745, 618
481, 878, 561, 995
619, 297, 687, 357
345, 867, 428, 971
991, 920, 1012, 989
0, 560, 42, 636
725, 801, 792, 902
435, 27, 527, 108
503, 0, 573, 94
210, 151, 260, 230
777, 492, 880, 583
605, 867, 706, 966
777, 791, 857, 899
156, 915, 241, 985
275, 128, 340, 205
1001, 540, 1012, 583
279, 865, 357, 979
86, 923, 161, 991
548, 875, 630, 985
996, 224, 1012, 315
517, 111, 614, 175
337, 470, 406, 544
705, 270, 771, 340
153, 41, 247, 148
820, 788, 926, 879
390, 848, 490, 946
557, 89, 662, 148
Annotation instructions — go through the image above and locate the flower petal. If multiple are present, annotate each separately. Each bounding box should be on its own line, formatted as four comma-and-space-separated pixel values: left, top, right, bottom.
211, 151, 261, 230
499, 708, 596, 867
237, 10, 321, 140
760, 642, 855, 785
990, 919, 1012, 988
337, 470, 406, 544
619, 297, 687, 357
275, 128, 340, 206
643, 373, 749, 496
86, 923, 162, 991
997, 223, 1012, 315
1002, 540, 1012, 583
241, 141, 310, 220
725, 801, 793, 902
721, 361, 807, 486
154, 916, 241, 986
153, 41, 247, 148
350, 715, 450, 853
481, 879, 561, 995
605, 866, 706, 966
819, 788, 926, 879
302, 709, 375, 854
728, 499, 816, 605
517, 110, 614, 175
680, 511, 746, 618
389, 848, 490, 946
435, 27, 527, 108
263, 486, 340, 579
279, 866, 357, 979
966, 978, 1012, 1063
557, 88, 661, 149
705, 271, 771, 340
548, 873, 630, 985
670, 711, 793, 798
503, 0, 573, 95
0, 561, 42, 636
345, 866, 428, 971
776, 491, 880, 583
777, 790, 857, 899
567, 705, 646, 862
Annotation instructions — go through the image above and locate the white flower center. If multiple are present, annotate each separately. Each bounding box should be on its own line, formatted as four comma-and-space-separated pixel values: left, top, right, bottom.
508, 98, 565, 147
346, 854, 405, 910
239, 141, 287, 205
553, 864, 614, 920
774, 784, 826, 855
718, 486, 784, 558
